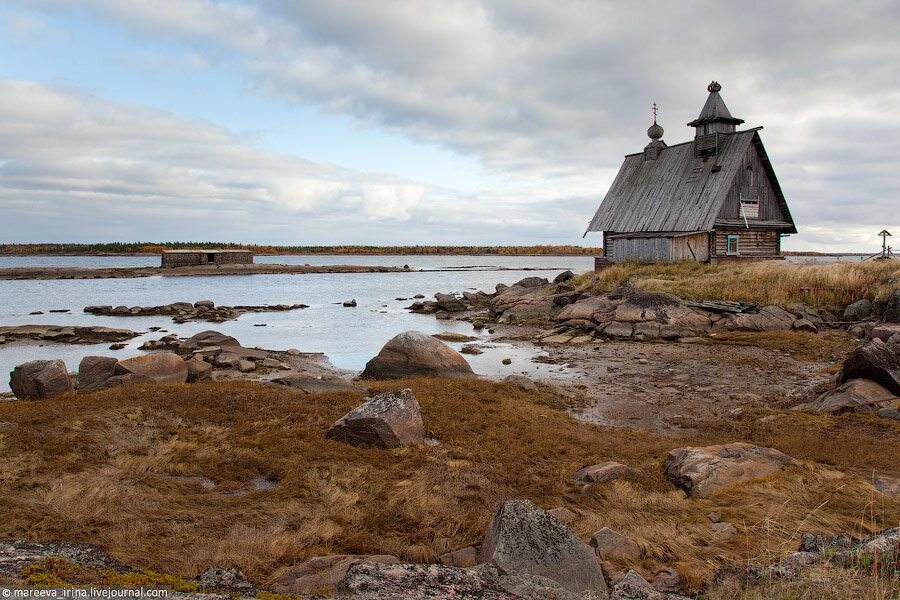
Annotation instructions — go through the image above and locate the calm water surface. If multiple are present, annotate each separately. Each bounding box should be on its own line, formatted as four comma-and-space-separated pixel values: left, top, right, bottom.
1, 255, 594, 391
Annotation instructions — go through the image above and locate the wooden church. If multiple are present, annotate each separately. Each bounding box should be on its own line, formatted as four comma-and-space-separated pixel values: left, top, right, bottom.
585, 81, 796, 263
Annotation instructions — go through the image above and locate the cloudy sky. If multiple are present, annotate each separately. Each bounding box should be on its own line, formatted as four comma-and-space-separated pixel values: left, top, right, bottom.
1, 1, 898, 251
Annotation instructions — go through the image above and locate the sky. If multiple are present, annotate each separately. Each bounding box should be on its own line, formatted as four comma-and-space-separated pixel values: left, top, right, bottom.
1, 1, 899, 251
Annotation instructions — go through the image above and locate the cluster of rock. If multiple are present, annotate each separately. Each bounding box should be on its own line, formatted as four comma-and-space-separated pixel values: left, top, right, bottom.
0, 324, 138, 345
84, 300, 308, 323
6, 330, 314, 400
410, 273, 857, 342
794, 336, 900, 418
9, 353, 192, 400
272, 499, 690, 600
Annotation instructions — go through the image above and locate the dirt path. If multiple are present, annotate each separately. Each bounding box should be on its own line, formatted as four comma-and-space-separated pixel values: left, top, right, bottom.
491, 325, 836, 434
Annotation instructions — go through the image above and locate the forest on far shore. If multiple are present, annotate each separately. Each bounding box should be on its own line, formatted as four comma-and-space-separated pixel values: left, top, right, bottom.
0, 243, 604, 256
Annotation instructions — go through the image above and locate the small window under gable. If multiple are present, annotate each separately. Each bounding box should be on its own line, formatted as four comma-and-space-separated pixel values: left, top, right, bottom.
727, 235, 740, 255
740, 198, 759, 219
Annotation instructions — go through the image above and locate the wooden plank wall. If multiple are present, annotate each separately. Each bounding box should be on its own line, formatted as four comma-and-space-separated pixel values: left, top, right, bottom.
607, 237, 673, 262
712, 229, 780, 257
719, 144, 783, 221
671, 233, 710, 261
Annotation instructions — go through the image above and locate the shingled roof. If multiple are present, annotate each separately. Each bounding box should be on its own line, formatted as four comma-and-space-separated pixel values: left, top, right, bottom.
585, 129, 796, 235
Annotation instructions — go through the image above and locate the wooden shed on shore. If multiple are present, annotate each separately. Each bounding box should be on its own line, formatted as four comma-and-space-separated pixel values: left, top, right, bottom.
161, 249, 253, 268
585, 82, 796, 264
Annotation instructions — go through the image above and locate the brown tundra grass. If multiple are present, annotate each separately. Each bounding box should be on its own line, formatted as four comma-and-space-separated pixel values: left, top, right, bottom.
571, 259, 900, 310
1, 379, 899, 592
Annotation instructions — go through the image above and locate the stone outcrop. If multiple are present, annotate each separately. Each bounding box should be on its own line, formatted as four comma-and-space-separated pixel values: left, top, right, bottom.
713, 305, 796, 332
274, 554, 400, 595
663, 442, 795, 499
77, 356, 120, 394
85, 301, 308, 323
361, 331, 476, 380
272, 374, 365, 394
836, 338, 900, 395
883, 289, 900, 323
114, 353, 189, 385
572, 462, 645, 488
0, 541, 130, 580
9, 359, 74, 400
326, 388, 425, 448
193, 567, 257, 595
478, 499, 608, 596
793, 378, 896, 413
0, 325, 138, 345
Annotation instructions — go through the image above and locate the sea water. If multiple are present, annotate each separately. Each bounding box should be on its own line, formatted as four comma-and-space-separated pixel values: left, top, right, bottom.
0, 255, 594, 391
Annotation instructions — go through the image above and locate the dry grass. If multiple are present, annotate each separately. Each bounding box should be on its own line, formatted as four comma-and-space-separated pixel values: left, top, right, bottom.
1, 378, 900, 592
571, 259, 900, 310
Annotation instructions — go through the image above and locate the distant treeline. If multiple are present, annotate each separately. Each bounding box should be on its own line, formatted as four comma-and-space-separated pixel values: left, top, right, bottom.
1, 243, 603, 256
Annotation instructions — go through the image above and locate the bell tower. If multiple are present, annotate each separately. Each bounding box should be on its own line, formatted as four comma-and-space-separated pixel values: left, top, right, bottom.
687, 81, 744, 158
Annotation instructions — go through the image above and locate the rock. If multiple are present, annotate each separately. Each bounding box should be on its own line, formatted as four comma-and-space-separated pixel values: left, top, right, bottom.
185, 357, 213, 382
871, 322, 900, 342
77, 356, 120, 394
663, 442, 795, 498
836, 338, 900, 395
878, 407, 900, 420
237, 359, 256, 372
650, 566, 681, 594
260, 357, 282, 368
9, 359, 74, 400
115, 353, 189, 385
547, 507, 578, 523
338, 561, 564, 600
435, 293, 466, 312
711, 522, 738, 544
460, 345, 483, 355
707, 510, 723, 523
885, 289, 900, 323
543, 334, 573, 343
194, 566, 256, 595
612, 570, 691, 600
193, 300, 215, 308
343, 299, 357, 307
326, 388, 425, 448
501, 358, 512, 365
844, 299, 873, 321
182, 330, 241, 349
873, 477, 900, 496
438, 546, 479, 568
502, 374, 537, 391
600, 322, 634, 339
361, 331, 476, 380
555, 296, 619, 322
273, 374, 365, 394
554, 270, 575, 284
0, 422, 18, 434
590, 528, 641, 561
792, 318, 818, 333
794, 378, 896, 413
108, 343, 126, 350
432, 331, 477, 342
714, 305, 796, 332
478, 499, 608, 595
573, 461, 644, 487
514, 277, 549, 288
0, 541, 130, 579
274, 554, 400, 595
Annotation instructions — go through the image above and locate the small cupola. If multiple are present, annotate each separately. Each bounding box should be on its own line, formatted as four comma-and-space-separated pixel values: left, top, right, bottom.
687, 81, 744, 158
643, 103, 667, 161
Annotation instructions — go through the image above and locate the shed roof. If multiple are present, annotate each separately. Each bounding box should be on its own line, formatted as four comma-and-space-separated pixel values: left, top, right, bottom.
585, 130, 796, 235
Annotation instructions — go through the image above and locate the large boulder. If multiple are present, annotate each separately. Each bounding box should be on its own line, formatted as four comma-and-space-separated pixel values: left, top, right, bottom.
115, 353, 188, 385
179, 330, 241, 350
885, 289, 900, 323
434, 293, 466, 312
793, 379, 896, 413
663, 442, 794, 499
555, 296, 619, 322
9, 359, 74, 400
844, 299, 873, 321
836, 338, 900, 395
713, 305, 796, 332
478, 499, 608, 596
871, 323, 900, 342
77, 356, 120, 394
326, 388, 425, 448
273, 554, 400, 595
361, 331, 476, 380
